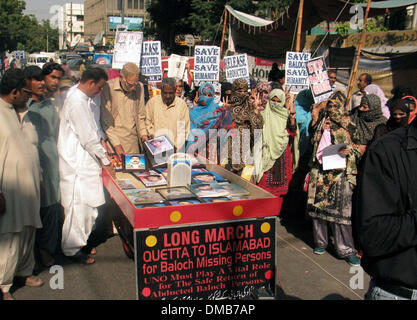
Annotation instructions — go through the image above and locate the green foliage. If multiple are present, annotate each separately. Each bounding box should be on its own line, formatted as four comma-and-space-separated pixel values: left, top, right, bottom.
335, 16, 388, 38
0, 0, 59, 54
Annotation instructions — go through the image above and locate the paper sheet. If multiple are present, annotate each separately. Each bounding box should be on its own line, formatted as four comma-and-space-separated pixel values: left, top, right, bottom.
322, 143, 348, 170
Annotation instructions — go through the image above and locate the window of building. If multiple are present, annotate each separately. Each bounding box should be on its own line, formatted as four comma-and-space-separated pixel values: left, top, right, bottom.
128, 0, 133, 9
117, 0, 122, 11
140, 0, 144, 9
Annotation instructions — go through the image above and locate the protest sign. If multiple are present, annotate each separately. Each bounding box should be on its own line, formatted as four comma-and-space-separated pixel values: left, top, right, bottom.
112, 31, 143, 70
284, 51, 311, 93
167, 54, 189, 80
306, 56, 333, 103
135, 217, 276, 300
141, 41, 162, 82
193, 45, 220, 85
224, 53, 250, 84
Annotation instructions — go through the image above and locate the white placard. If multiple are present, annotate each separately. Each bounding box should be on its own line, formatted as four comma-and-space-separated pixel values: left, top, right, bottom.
141, 41, 162, 82
167, 54, 189, 80
322, 143, 348, 171
193, 45, 220, 85
112, 31, 143, 70
224, 54, 250, 84
284, 51, 311, 94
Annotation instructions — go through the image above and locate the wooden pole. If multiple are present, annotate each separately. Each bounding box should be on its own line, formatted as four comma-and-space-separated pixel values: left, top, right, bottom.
220, 7, 228, 57
295, 0, 304, 52
344, 0, 372, 111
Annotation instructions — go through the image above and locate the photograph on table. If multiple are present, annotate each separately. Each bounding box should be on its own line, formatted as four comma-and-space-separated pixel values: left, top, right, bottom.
218, 182, 250, 196
116, 179, 137, 190
124, 188, 165, 205
191, 171, 228, 184
144, 136, 174, 155
189, 182, 229, 198
202, 197, 231, 203
168, 199, 203, 206
108, 153, 123, 171
191, 168, 208, 174
136, 203, 167, 209
138, 172, 167, 188
124, 154, 146, 171
157, 186, 196, 200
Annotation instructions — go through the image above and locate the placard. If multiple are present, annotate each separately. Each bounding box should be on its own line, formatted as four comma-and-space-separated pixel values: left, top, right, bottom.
284, 51, 311, 94
141, 41, 162, 82
167, 54, 189, 80
306, 56, 333, 103
224, 54, 250, 84
135, 217, 276, 300
112, 31, 143, 70
193, 45, 220, 85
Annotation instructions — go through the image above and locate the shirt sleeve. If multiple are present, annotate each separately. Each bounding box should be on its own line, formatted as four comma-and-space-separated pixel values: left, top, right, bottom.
69, 99, 110, 165
137, 82, 147, 137
357, 140, 417, 258
100, 82, 121, 147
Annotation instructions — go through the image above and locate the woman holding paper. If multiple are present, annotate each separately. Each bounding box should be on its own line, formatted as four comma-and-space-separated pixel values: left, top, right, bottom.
306, 94, 363, 266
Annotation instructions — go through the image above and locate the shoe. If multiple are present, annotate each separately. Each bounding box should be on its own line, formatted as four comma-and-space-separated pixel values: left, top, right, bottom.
346, 254, 361, 266
314, 247, 326, 255
68, 251, 95, 265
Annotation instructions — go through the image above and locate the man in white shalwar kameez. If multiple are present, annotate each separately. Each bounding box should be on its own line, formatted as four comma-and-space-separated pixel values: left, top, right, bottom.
0, 69, 44, 300
57, 67, 113, 264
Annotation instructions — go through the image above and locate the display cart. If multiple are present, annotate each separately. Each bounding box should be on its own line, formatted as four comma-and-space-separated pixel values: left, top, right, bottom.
102, 162, 280, 300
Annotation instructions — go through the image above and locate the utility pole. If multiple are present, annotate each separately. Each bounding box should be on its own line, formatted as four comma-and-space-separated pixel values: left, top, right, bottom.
121, 0, 125, 25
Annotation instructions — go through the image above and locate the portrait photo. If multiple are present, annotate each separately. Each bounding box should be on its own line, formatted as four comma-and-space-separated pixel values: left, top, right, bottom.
168, 199, 202, 206
124, 188, 165, 205
145, 136, 174, 155
157, 186, 195, 200
138, 173, 167, 188
124, 154, 146, 171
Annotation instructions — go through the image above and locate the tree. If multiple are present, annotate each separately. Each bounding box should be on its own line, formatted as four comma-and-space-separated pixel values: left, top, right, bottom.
0, 0, 28, 53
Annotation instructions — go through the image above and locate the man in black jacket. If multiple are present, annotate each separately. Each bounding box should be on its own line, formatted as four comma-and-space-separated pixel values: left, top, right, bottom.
356, 116, 417, 300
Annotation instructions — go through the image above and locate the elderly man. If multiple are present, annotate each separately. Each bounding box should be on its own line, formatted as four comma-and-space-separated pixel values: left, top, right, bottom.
351, 73, 372, 111
24, 65, 63, 268
58, 67, 114, 265
0, 69, 43, 300
144, 77, 190, 150
101, 62, 146, 160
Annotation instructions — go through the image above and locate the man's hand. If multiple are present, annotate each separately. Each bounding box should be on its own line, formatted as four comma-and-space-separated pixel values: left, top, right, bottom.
0, 193, 5, 214
101, 139, 110, 153
102, 158, 116, 179
114, 144, 125, 162
141, 135, 149, 142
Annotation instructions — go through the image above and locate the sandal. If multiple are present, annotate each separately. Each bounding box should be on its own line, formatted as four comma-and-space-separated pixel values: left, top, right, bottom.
90, 248, 97, 255
68, 251, 95, 265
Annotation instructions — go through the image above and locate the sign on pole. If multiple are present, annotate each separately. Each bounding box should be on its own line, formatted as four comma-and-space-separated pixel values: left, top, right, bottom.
112, 31, 143, 70
193, 45, 220, 85
284, 51, 311, 94
224, 53, 250, 84
306, 56, 333, 103
141, 41, 162, 82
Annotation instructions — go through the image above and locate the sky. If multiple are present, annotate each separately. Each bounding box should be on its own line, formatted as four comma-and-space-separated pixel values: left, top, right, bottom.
24, 0, 84, 22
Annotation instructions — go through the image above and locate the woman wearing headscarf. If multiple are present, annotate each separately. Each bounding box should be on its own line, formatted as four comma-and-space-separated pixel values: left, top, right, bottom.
186, 82, 233, 161
372, 99, 410, 142
351, 94, 387, 147
364, 84, 390, 119
254, 89, 298, 210
402, 95, 417, 124
226, 78, 263, 175
255, 81, 272, 112
307, 95, 363, 266
295, 89, 315, 159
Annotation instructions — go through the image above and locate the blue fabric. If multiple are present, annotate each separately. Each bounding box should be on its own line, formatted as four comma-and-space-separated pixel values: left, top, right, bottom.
295, 89, 314, 157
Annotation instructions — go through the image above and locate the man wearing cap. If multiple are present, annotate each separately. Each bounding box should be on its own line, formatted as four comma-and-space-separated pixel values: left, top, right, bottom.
101, 62, 146, 160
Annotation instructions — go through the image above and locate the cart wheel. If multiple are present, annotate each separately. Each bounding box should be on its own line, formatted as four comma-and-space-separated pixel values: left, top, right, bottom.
121, 238, 134, 260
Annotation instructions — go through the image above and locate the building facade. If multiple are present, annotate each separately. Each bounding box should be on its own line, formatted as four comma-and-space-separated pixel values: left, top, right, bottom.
58, 3, 85, 50
84, 0, 148, 46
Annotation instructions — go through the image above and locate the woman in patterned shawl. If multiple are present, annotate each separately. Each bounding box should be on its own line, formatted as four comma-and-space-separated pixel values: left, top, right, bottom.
226, 78, 263, 175
307, 94, 364, 266
255, 81, 272, 112
186, 82, 233, 161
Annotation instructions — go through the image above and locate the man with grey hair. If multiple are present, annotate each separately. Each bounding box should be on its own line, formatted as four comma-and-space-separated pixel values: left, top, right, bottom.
101, 62, 146, 160
144, 77, 190, 150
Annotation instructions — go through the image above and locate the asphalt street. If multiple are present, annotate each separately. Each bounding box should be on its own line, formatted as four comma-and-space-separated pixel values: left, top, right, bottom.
9, 212, 369, 301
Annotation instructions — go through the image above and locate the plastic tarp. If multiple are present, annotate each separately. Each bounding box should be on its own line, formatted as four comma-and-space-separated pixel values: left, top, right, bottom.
227, 0, 414, 59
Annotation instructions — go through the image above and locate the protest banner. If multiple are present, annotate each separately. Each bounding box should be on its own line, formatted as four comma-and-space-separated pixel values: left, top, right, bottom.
141, 41, 162, 82
167, 54, 189, 80
193, 45, 220, 85
284, 51, 311, 94
135, 217, 276, 300
112, 31, 143, 70
306, 56, 333, 103
93, 53, 113, 65
224, 53, 250, 84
